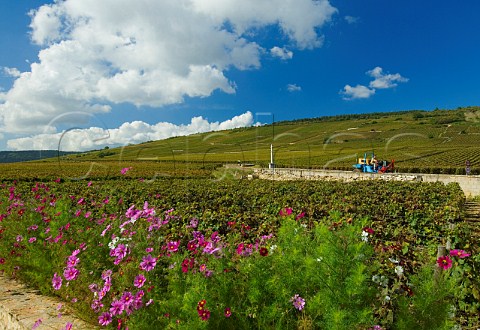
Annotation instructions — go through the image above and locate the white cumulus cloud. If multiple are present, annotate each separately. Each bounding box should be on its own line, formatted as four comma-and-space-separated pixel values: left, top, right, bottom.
3, 67, 22, 78
341, 66, 408, 100
0, 0, 337, 136
270, 46, 293, 60
368, 66, 409, 89
341, 84, 375, 100
7, 111, 255, 151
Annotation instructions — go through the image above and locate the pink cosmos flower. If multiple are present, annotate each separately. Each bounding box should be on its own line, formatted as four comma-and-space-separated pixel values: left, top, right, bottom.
450, 249, 471, 258
28, 237, 37, 243
110, 299, 124, 316
121, 292, 134, 307
295, 211, 306, 220
52, 273, 62, 290
98, 312, 112, 326
224, 307, 232, 318
121, 167, 132, 175
67, 256, 79, 268
139, 254, 157, 271
28, 225, 39, 231
236, 243, 244, 255
112, 244, 128, 259
167, 240, 180, 252
437, 256, 453, 270
279, 207, 293, 217
290, 294, 305, 311
101, 225, 112, 237
64, 267, 79, 281
101, 269, 112, 280
64, 322, 73, 330
134, 274, 146, 288
91, 300, 104, 313
32, 319, 42, 329
363, 227, 375, 234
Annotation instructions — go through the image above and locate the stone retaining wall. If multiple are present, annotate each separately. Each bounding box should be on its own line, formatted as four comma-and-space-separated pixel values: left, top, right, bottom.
254, 168, 480, 196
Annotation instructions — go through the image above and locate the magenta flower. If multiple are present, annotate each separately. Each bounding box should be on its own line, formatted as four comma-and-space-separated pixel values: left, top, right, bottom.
32, 319, 42, 329
279, 207, 293, 217
91, 300, 104, 313
67, 256, 79, 268
98, 312, 112, 326
450, 249, 471, 258
52, 273, 63, 290
28, 237, 37, 243
187, 240, 197, 251
290, 294, 306, 311
199, 310, 211, 321
121, 291, 134, 307
363, 227, 375, 235
121, 167, 132, 175
139, 254, 157, 271
134, 274, 146, 288
101, 269, 112, 280
110, 299, 124, 316
132, 290, 145, 310
64, 322, 73, 330
63, 267, 79, 281
167, 240, 180, 252
111, 244, 129, 259
236, 243, 244, 255
437, 256, 453, 270
295, 211, 306, 220
28, 225, 39, 231
224, 307, 232, 318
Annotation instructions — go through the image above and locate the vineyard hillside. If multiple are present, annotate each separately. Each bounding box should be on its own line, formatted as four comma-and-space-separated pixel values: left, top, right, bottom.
3, 106, 480, 179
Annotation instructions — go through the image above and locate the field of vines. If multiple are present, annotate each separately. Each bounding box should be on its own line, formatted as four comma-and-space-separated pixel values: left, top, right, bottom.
1, 167, 479, 329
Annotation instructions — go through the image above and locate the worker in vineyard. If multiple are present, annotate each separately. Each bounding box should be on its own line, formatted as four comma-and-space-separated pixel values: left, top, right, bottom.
371, 155, 378, 170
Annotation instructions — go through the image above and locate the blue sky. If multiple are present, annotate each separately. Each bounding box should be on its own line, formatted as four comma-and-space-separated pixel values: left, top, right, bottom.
1, 0, 479, 151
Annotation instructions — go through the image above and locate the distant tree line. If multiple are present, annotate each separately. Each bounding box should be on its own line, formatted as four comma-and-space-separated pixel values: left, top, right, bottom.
0, 150, 79, 163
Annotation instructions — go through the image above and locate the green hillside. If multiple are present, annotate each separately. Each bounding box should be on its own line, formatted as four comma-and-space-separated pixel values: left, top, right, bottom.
3, 106, 480, 179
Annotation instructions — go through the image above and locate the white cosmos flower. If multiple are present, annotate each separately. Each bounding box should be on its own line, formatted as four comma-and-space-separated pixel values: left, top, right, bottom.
395, 265, 404, 277
361, 230, 369, 242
